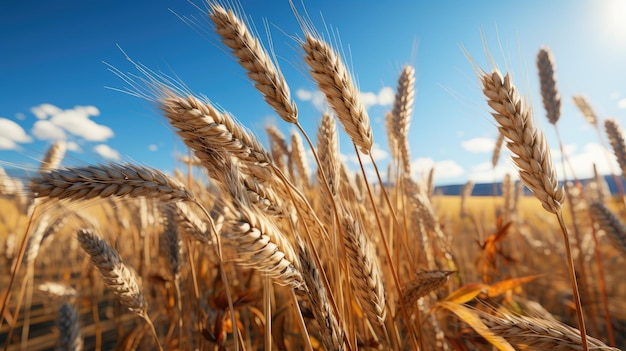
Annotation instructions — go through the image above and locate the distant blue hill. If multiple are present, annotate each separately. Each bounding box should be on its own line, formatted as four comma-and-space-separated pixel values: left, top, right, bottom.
435, 175, 625, 196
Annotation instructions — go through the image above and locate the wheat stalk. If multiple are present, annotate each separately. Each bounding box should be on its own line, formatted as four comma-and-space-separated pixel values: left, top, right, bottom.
208, 1, 297, 124
481, 70, 564, 214
536, 47, 561, 124
295, 236, 344, 351
31, 163, 193, 202
302, 33, 372, 154
77, 228, 145, 314
480, 311, 619, 351
605, 118, 626, 178
223, 204, 304, 289
340, 207, 387, 327
40, 140, 67, 174
573, 95, 598, 126
391, 65, 415, 174
401, 270, 454, 311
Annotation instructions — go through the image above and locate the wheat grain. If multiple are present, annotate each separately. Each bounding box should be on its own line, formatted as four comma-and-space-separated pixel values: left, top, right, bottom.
391, 65, 415, 174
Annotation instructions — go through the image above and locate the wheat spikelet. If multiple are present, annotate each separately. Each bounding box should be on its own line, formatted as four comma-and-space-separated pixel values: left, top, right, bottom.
40, 140, 67, 173
172, 201, 211, 244
391, 65, 415, 174
56, 302, 83, 351
481, 70, 564, 214
31, 163, 193, 202
295, 236, 344, 351
573, 95, 598, 126
480, 311, 619, 351
77, 228, 146, 314
159, 91, 274, 182
401, 270, 454, 310
492, 132, 504, 168
589, 202, 626, 257
223, 204, 304, 289
266, 125, 290, 166
340, 207, 387, 326
208, 2, 297, 123
536, 47, 561, 124
604, 118, 626, 178
302, 33, 373, 154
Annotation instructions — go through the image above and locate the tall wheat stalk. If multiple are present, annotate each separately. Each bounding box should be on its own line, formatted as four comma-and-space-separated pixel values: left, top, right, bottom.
481, 69, 588, 350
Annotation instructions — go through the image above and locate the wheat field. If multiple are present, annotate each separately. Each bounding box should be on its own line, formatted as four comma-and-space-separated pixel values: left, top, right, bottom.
1, 1, 626, 350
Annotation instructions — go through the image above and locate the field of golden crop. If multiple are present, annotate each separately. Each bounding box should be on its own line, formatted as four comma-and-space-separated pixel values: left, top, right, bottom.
2, 2, 626, 351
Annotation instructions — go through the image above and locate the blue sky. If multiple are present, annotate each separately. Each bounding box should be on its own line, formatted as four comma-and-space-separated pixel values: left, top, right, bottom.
2, 1, 626, 185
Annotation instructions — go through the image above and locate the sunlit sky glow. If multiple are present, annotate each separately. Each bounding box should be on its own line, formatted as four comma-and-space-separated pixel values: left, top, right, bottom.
2, 1, 626, 185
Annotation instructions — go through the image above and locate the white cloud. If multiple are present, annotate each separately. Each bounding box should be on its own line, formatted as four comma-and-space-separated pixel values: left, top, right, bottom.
296, 88, 327, 111
411, 157, 464, 180
468, 161, 518, 183
461, 137, 495, 153
148, 144, 158, 151
550, 143, 577, 159
618, 98, 626, 109
31, 103, 62, 120
555, 142, 618, 179
15, 113, 26, 121
30, 103, 113, 142
93, 144, 120, 160
0, 118, 32, 150
297, 86, 395, 112
66, 142, 81, 152
0, 138, 17, 150
360, 86, 395, 109
611, 91, 621, 100
32, 120, 66, 140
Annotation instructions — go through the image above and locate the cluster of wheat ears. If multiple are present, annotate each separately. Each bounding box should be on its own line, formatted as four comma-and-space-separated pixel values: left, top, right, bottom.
1, 1, 626, 350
